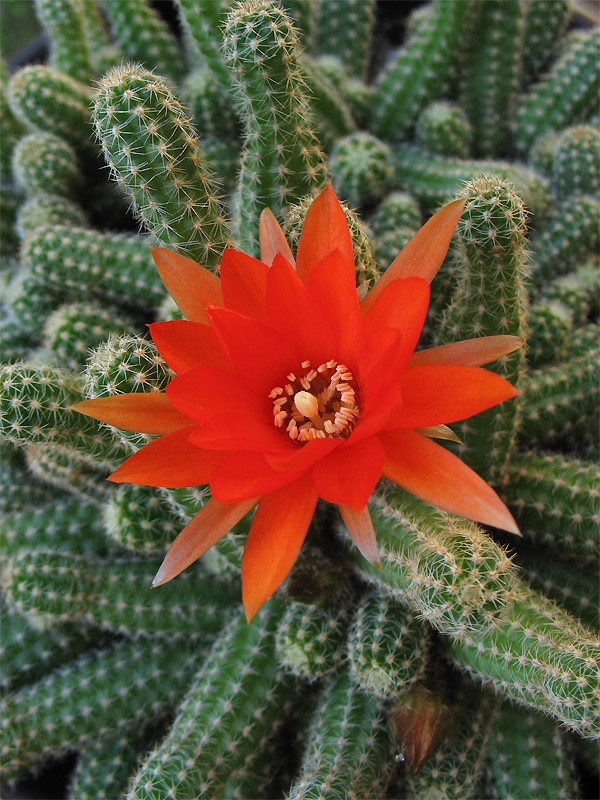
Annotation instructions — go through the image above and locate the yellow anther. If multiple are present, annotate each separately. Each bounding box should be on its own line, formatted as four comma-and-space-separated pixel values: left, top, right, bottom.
294, 391, 319, 419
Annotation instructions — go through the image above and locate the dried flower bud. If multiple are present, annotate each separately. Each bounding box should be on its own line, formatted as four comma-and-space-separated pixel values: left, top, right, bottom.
389, 687, 449, 773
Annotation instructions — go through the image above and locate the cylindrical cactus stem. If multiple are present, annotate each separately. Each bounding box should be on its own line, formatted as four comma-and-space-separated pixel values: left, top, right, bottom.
542, 270, 594, 327
370, 0, 479, 141
300, 56, 356, 151
288, 668, 396, 800
84, 333, 174, 452
43, 301, 140, 372
0, 606, 101, 694
222, 0, 328, 256
25, 442, 113, 503
93, 64, 231, 268
102, 484, 184, 555
342, 488, 517, 639
275, 598, 353, 681
0, 61, 26, 180
529, 195, 600, 290
0, 183, 20, 256
501, 451, 599, 570
458, 0, 523, 158
526, 300, 572, 368
101, 0, 185, 84
126, 603, 296, 800
348, 588, 430, 700
405, 682, 497, 799
68, 729, 157, 800
521, 0, 570, 88
515, 549, 599, 632
448, 578, 600, 737
283, 194, 380, 293
175, 0, 233, 88
329, 132, 395, 210
368, 192, 422, 272
2, 498, 111, 558
513, 29, 600, 156
314, 0, 375, 81
416, 101, 471, 158
552, 125, 600, 198
12, 132, 81, 199
180, 67, 240, 142
0, 636, 209, 783
0, 363, 128, 469
5, 269, 65, 352
434, 177, 529, 482
517, 353, 599, 453
565, 322, 599, 359
392, 145, 552, 219
4, 549, 238, 639
22, 225, 166, 311
34, 0, 94, 83
529, 130, 561, 176
16, 195, 88, 239
487, 701, 578, 799
0, 458, 70, 516
343, 76, 372, 130
8, 65, 93, 154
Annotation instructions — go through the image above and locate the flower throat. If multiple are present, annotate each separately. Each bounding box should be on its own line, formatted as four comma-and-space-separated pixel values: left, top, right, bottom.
269, 359, 360, 443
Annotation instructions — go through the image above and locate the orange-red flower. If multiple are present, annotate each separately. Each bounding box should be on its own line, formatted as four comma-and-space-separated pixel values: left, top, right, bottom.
75, 185, 521, 621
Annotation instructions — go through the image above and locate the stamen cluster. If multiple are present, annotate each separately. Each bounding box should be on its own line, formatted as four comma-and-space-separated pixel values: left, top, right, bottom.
269, 359, 360, 443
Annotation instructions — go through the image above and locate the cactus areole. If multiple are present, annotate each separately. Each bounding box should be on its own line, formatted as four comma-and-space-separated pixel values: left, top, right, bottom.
75, 184, 522, 622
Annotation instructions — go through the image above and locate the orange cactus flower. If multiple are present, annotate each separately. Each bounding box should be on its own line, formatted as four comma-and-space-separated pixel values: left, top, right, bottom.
75, 185, 521, 622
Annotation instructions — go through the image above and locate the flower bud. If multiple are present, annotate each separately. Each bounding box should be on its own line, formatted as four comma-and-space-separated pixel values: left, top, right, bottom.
389, 687, 449, 774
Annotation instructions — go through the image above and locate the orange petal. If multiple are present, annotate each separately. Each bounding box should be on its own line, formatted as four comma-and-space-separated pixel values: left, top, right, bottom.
242, 475, 318, 621
220, 248, 269, 322
380, 429, 520, 534
259, 207, 295, 267
73, 393, 191, 435
361, 199, 464, 315
338, 504, 381, 567
109, 428, 225, 487
311, 436, 385, 510
409, 335, 523, 367
153, 496, 257, 587
363, 276, 430, 369
149, 320, 231, 374
151, 246, 223, 323
190, 413, 291, 453
295, 183, 354, 285
210, 451, 304, 503
390, 364, 519, 428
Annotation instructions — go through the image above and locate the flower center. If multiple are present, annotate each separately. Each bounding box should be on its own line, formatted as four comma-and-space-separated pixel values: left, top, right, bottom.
269, 359, 360, 443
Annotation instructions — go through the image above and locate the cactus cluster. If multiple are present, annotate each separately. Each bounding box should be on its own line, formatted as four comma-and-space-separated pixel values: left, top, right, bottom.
1, 0, 599, 797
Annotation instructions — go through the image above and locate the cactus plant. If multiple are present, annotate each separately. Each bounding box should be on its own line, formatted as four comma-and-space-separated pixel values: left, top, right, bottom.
1, 1, 599, 797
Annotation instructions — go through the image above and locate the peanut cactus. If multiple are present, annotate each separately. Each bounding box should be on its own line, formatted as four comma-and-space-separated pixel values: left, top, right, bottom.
1, 1, 599, 797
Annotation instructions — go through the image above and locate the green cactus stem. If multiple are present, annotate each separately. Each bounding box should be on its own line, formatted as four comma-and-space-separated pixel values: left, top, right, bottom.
24, 443, 113, 503
521, 0, 570, 88
175, 0, 233, 88
513, 29, 600, 156
222, 0, 328, 256
288, 668, 395, 800
314, 0, 375, 82
434, 177, 528, 481
487, 701, 578, 799
416, 101, 472, 159
12, 132, 81, 199
102, 484, 184, 555
0, 61, 26, 181
93, 65, 231, 268
329, 132, 395, 210
526, 300, 571, 368
101, 0, 185, 84
34, 0, 94, 83
552, 125, 600, 198
16, 195, 88, 239
501, 451, 599, 570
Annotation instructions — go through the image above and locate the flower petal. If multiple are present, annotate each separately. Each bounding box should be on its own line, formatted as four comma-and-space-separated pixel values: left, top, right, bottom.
265, 253, 337, 365
108, 428, 224, 487
266, 437, 341, 472
151, 247, 223, 323
338, 504, 381, 566
259, 207, 295, 267
166, 364, 266, 425
189, 413, 292, 453
380, 429, 520, 534
311, 436, 385, 509
409, 335, 523, 367
210, 451, 304, 503
149, 320, 232, 374
242, 475, 318, 621
153, 496, 257, 587
390, 364, 519, 428
73, 393, 191, 434
208, 306, 301, 394
363, 277, 430, 368
308, 249, 363, 366
295, 183, 354, 285
361, 199, 464, 315
219, 248, 269, 322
